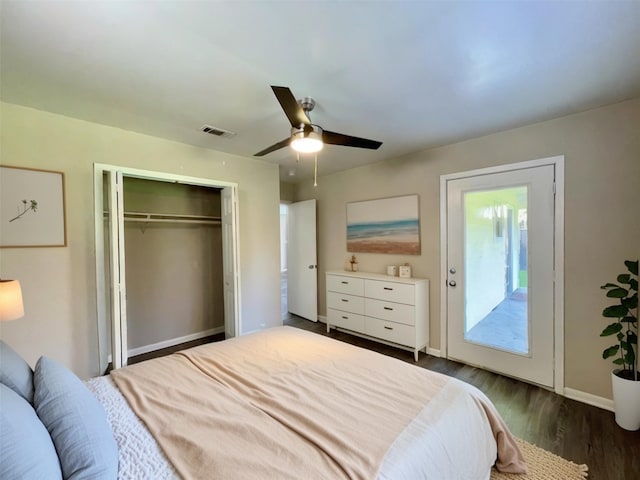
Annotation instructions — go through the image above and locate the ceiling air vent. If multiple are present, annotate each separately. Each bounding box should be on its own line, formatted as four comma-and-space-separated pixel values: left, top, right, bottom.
200, 124, 236, 138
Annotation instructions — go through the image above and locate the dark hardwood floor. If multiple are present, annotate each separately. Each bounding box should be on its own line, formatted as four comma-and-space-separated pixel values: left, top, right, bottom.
123, 316, 639, 479
284, 314, 640, 480
127, 333, 224, 365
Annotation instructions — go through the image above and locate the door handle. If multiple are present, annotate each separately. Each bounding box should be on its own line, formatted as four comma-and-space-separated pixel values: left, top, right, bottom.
308, 265, 317, 269
449, 280, 457, 287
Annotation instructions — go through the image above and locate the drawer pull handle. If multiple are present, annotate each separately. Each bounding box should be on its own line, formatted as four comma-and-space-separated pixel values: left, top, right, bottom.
383, 307, 393, 311
341, 281, 349, 284
383, 287, 393, 291
384, 326, 394, 330
341, 316, 348, 319
341, 299, 349, 302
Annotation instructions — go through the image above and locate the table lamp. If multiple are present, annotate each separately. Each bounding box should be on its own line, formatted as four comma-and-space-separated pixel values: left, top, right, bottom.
0, 280, 25, 322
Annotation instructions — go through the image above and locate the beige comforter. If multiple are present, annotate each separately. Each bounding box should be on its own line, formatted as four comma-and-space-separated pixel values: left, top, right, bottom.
111, 327, 525, 479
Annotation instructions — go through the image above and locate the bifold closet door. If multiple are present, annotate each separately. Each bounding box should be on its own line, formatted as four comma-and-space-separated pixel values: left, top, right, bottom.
105, 170, 128, 369
222, 186, 238, 339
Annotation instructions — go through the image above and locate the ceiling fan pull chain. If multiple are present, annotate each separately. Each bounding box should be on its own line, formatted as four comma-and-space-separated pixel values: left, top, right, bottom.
314, 154, 318, 187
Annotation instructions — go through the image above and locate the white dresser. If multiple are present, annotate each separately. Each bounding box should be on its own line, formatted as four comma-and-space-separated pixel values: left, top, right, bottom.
325, 270, 429, 361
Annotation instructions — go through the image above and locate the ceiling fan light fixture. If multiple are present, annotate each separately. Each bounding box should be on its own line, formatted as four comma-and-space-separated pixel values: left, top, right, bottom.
290, 126, 323, 154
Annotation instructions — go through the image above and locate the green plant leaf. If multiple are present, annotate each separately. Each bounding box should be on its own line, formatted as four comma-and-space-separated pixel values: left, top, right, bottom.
628, 331, 638, 344
606, 287, 628, 298
603, 345, 619, 358
601, 322, 623, 336
613, 358, 624, 365
621, 316, 637, 323
617, 332, 625, 341
603, 305, 629, 317
621, 295, 637, 310
601, 283, 620, 290
629, 279, 638, 292
618, 274, 631, 284
624, 260, 638, 276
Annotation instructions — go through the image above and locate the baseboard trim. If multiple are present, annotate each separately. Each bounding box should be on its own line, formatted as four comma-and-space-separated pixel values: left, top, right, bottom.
128, 327, 224, 357
564, 387, 614, 412
426, 347, 441, 357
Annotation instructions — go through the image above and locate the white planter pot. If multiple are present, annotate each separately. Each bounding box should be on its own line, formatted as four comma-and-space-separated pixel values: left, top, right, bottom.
611, 369, 640, 431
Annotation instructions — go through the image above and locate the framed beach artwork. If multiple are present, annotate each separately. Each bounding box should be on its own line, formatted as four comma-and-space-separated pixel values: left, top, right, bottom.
0, 165, 67, 248
346, 194, 420, 255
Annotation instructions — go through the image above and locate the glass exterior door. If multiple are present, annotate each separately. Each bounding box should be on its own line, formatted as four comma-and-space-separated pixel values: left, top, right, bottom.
447, 165, 555, 387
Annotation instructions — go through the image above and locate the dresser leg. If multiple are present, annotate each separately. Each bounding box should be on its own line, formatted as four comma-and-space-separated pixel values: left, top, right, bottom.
327, 323, 330, 334
414, 350, 419, 362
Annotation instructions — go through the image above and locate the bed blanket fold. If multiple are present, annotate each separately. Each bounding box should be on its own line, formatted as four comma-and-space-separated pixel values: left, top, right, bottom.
111, 326, 525, 479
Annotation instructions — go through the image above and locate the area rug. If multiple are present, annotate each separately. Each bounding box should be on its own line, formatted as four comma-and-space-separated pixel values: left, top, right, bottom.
491, 437, 589, 479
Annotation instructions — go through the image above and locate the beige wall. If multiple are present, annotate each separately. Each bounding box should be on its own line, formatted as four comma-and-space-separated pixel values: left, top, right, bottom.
295, 97, 640, 400
0, 102, 282, 379
279, 181, 295, 202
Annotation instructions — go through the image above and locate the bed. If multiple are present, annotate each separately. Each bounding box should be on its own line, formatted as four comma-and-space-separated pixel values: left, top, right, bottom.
1, 327, 526, 480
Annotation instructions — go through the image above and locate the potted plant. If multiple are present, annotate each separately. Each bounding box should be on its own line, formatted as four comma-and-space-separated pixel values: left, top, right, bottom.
600, 259, 639, 430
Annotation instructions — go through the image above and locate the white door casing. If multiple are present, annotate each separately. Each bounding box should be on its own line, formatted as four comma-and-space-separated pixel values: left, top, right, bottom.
287, 199, 318, 321
440, 156, 564, 392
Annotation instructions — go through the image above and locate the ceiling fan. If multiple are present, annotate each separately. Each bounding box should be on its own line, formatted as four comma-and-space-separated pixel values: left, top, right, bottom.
254, 86, 383, 157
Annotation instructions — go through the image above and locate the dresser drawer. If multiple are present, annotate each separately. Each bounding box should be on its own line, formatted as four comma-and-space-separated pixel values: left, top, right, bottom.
365, 317, 415, 347
327, 275, 365, 296
327, 308, 365, 332
365, 279, 415, 305
365, 298, 415, 326
327, 291, 365, 315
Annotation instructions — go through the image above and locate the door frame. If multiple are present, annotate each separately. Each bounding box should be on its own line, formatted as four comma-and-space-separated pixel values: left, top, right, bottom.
93, 163, 241, 373
439, 155, 565, 393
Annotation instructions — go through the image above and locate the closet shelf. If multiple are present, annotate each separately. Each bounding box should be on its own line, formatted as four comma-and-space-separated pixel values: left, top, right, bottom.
104, 211, 221, 225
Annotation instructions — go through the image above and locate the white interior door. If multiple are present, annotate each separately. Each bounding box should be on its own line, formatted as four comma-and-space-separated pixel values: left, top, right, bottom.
221, 186, 239, 338
446, 165, 555, 387
287, 199, 317, 321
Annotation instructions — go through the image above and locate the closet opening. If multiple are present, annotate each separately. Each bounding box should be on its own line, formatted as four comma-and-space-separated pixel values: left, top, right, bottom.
94, 165, 240, 372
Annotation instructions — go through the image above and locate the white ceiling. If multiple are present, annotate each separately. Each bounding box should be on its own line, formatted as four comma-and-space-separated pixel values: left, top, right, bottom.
2, 1, 639, 184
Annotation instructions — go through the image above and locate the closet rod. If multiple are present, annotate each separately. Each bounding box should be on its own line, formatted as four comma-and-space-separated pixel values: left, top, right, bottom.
103, 211, 221, 225
124, 217, 220, 225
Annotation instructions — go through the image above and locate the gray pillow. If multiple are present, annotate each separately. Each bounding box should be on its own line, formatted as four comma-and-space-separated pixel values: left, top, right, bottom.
0, 339, 34, 403
0, 383, 63, 479
34, 356, 119, 480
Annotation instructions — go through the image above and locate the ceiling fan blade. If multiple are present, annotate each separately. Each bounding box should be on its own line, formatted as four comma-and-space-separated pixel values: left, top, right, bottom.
323, 130, 383, 150
271, 86, 311, 128
254, 137, 291, 156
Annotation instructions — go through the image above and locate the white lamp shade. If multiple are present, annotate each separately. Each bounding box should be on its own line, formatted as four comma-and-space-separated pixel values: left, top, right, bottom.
291, 135, 323, 153
290, 126, 324, 154
0, 280, 24, 321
